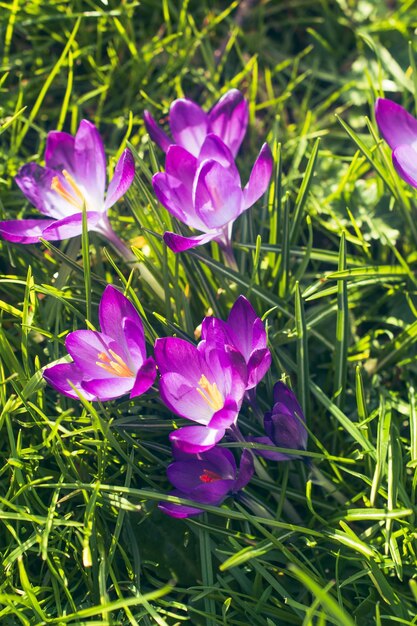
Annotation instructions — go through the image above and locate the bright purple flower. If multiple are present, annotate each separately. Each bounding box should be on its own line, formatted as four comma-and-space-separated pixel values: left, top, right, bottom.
154, 337, 247, 453
0, 120, 135, 244
158, 446, 254, 518
144, 89, 248, 158
375, 97, 417, 189
252, 382, 307, 461
152, 134, 273, 254
201, 295, 271, 390
43, 285, 156, 401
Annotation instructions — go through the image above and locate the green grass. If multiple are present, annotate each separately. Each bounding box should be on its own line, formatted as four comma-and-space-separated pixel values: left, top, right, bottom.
1, 0, 417, 624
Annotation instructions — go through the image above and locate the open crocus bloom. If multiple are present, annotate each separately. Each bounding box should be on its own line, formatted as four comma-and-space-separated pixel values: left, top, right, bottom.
251, 382, 307, 461
144, 89, 248, 158
201, 295, 271, 389
152, 134, 273, 254
158, 446, 254, 518
0, 120, 135, 244
43, 285, 156, 401
375, 97, 417, 189
154, 336, 247, 453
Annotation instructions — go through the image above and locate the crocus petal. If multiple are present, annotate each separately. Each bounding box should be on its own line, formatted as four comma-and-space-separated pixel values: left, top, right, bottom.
234, 449, 255, 491
74, 120, 106, 200
243, 143, 273, 208
41, 211, 102, 240
209, 89, 249, 157
15, 164, 76, 219
43, 362, 97, 401
198, 134, 240, 179
207, 398, 239, 430
247, 348, 272, 388
375, 97, 417, 150
130, 357, 156, 398
0, 218, 56, 244
170, 99, 209, 156
194, 160, 244, 228
159, 372, 214, 424
45, 131, 76, 173
169, 425, 225, 454
163, 230, 219, 252
104, 149, 135, 210
155, 337, 204, 378
153, 172, 205, 229
65, 330, 124, 379
167, 462, 232, 502
158, 491, 204, 518
227, 296, 260, 359
98, 285, 144, 350
144, 110, 172, 152
165, 145, 198, 188
392, 144, 417, 189
249, 436, 294, 461
81, 376, 134, 401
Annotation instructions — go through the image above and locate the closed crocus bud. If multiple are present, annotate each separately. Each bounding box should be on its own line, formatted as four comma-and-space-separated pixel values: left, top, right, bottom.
158, 446, 254, 518
251, 382, 307, 461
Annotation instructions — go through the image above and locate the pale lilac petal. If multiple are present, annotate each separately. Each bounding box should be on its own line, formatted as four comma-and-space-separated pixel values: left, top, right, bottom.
104, 149, 135, 210
198, 134, 239, 179
45, 131, 76, 173
0, 218, 56, 244
81, 376, 134, 401
158, 491, 204, 518
159, 372, 214, 424
169, 425, 225, 454
74, 120, 106, 200
41, 212, 102, 240
243, 143, 273, 208
233, 449, 255, 491
209, 89, 249, 157
130, 357, 156, 398
392, 144, 417, 189
43, 362, 96, 401
153, 172, 205, 229
165, 145, 197, 187
170, 99, 209, 156
194, 160, 244, 228
15, 164, 74, 219
144, 110, 172, 152
375, 97, 417, 150
207, 398, 239, 430
163, 230, 219, 252
65, 330, 123, 379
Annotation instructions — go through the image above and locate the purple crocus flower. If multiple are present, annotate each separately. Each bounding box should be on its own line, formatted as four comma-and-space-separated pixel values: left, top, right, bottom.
375, 97, 417, 189
158, 446, 254, 518
0, 120, 135, 246
152, 134, 273, 255
154, 337, 247, 453
144, 89, 248, 158
201, 295, 271, 390
43, 285, 156, 401
252, 382, 307, 461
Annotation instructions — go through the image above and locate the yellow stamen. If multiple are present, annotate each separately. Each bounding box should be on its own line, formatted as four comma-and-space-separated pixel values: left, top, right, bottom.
50, 169, 85, 209
96, 349, 134, 378
196, 374, 224, 411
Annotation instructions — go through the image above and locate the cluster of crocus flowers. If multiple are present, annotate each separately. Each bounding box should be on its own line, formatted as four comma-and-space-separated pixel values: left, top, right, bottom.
0, 120, 135, 257
375, 97, 417, 189
146, 90, 273, 261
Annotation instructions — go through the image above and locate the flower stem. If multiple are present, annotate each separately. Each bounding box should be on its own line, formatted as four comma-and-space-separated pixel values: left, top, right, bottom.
98, 220, 164, 300
219, 241, 238, 272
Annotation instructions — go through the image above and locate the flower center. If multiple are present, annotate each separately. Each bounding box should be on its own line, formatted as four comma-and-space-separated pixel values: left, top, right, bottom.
96, 349, 134, 378
196, 374, 224, 411
51, 169, 86, 210
199, 469, 222, 483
